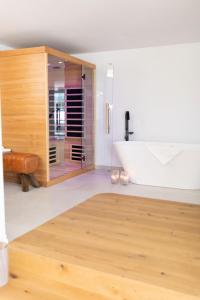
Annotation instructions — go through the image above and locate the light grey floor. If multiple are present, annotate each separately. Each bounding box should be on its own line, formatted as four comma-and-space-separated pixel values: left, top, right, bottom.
5, 169, 200, 241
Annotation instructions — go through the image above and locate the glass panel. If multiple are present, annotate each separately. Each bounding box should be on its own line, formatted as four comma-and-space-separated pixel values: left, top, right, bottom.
48, 56, 65, 139
104, 63, 114, 169
64, 62, 83, 173
48, 55, 65, 179
81, 66, 94, 169
48, 56, 83, 180
48, 56, 94, 180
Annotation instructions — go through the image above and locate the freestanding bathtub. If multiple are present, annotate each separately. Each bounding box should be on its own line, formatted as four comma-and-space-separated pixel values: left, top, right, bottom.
114, 141, 200, 189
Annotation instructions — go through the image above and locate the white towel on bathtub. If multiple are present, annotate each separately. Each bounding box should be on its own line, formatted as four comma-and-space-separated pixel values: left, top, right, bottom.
146, 143, 182, 165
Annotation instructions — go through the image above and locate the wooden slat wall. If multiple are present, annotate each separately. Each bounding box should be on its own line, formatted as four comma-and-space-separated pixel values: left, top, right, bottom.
0, 53, 49, 184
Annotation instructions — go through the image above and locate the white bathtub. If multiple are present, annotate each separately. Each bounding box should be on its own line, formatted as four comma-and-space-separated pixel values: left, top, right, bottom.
114, 141, 200, 189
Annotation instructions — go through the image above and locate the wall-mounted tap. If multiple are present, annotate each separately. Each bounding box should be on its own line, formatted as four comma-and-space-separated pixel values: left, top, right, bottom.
125, 111, 134, 141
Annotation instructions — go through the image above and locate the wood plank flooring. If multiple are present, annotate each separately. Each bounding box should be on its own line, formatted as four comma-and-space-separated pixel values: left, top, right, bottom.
0, 193, 200, 300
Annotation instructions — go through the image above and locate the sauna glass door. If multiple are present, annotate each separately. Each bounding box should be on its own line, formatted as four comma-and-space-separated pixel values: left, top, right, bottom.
48, 55, 83, 180
48, 55, 65, 179
81, 66, 94, 169
48, 55, 94, 181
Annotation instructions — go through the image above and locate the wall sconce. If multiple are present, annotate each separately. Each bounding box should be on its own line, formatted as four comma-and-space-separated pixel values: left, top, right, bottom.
106, 63, 114, 78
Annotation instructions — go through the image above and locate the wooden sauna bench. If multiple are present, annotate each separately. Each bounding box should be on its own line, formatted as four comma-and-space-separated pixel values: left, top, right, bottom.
0, 193, 200, 300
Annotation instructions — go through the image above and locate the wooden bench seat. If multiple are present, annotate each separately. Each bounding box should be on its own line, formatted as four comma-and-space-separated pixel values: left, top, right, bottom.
3, 152, 40, 192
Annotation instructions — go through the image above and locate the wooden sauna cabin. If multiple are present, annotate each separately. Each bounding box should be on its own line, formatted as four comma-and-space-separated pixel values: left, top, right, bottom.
0, 46, 95, 186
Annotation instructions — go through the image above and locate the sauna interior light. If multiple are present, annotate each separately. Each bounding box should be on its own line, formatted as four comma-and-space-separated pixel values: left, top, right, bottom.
58, 61, 63, 64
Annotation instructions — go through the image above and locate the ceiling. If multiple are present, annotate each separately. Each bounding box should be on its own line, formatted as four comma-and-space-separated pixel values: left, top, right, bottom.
0, 0, 200, 53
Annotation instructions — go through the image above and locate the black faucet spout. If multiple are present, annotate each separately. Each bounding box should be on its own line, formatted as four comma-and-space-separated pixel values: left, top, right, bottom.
125, 111, 134, 141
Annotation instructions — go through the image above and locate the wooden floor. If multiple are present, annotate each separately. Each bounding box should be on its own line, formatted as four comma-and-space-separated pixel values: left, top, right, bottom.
0, 193, 200, 300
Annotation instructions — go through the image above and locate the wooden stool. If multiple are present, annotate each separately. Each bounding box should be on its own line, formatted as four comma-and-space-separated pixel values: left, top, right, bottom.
3, 152, 40, 192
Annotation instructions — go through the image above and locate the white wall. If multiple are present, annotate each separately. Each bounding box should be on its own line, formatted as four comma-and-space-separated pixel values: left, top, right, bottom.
0, 44, 12, 50
77, 43, 200, 166
0, 45, 8, 243
0, 98, 7, 243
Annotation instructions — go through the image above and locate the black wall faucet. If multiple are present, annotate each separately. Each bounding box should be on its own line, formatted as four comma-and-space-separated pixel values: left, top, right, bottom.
125, 111, 134, 141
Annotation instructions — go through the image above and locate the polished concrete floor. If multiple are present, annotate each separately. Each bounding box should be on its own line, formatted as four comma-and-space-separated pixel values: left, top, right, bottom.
5, 169, 200, 241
